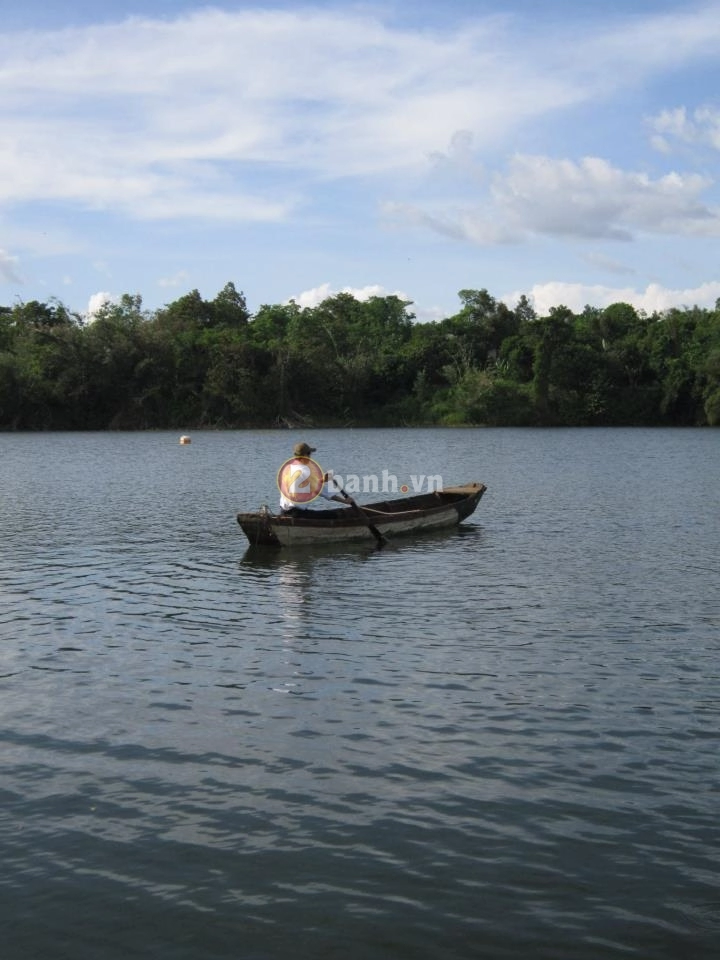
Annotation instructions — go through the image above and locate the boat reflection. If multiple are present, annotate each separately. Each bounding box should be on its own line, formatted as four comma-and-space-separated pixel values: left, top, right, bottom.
236, 525, 483, 649
237, 542, 379, 643
239, 540, 380, 570
238, 521, 482, 572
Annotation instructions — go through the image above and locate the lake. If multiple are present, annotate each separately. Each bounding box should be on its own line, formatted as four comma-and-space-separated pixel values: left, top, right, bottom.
1, 427, 718, 959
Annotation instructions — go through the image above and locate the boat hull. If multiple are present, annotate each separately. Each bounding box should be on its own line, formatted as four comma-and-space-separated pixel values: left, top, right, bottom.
236, 482, 486, 547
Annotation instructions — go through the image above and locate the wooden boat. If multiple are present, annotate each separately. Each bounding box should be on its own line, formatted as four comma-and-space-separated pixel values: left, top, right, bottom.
236, 481, 487, 547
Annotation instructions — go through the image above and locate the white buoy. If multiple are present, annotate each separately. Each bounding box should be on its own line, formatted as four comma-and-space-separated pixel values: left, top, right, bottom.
179, 435, 191, 445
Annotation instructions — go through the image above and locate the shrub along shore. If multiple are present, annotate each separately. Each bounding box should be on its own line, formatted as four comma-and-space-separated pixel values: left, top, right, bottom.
1, 284, 719, 429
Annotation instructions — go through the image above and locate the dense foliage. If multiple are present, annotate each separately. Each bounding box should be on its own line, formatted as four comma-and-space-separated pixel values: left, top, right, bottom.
1, 282, 719, 429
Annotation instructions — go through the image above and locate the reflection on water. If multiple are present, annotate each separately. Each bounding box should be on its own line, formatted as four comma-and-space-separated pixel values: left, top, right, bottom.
1, 429, 719, 960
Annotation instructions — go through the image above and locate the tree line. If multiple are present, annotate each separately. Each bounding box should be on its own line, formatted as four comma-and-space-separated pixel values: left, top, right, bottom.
1, 282, 719, 429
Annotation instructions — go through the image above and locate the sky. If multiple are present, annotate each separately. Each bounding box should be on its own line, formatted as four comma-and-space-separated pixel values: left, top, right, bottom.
1, 0, 719, 323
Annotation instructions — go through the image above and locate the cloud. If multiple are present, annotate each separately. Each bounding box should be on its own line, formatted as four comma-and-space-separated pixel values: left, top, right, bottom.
504, 280, 720, 316
389, 153, 720, 244
288, 282, 449, 322
589, 3, 720, 73
3, 4, 720, 226
649, 105, 720, 152
496, 155, 719, 239
86, 291, 114, 317
0, 248, 22, 284
290, 283, 410, 309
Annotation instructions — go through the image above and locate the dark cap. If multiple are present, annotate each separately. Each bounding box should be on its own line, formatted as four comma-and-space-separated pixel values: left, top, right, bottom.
293, 441, 316, 457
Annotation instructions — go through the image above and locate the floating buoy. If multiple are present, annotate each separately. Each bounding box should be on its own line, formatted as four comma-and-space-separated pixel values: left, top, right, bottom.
179, 435, 191, 445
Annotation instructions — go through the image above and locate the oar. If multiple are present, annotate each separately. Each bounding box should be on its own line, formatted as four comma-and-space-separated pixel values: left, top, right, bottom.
328, 475, 387, 547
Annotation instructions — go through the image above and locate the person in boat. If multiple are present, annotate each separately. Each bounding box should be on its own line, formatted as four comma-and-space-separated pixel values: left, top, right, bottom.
278, 441, 356, 516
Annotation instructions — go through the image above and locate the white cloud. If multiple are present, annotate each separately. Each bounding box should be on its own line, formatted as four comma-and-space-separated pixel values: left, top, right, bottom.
496, 155, 719, 239
3, 4, 720, 225
649, 104, 720, 152
290, 283, 410, 309
413, 304, 448, 324
0, 248, 22, 284
567, 4, 720, 85
290, 283, 333, 308
504, 280, 720, 316
86, 291, 115, 317
2, 3, 720, 319
389, 153, 720, 244
0, 119, 295, 221
288, 282, 448, 323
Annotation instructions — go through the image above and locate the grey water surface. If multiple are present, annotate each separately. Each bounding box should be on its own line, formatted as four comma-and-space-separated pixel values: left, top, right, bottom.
1, 427, 718, 960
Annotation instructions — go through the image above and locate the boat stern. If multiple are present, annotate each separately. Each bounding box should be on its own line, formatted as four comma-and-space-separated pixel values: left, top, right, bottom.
236, 509, 282, 546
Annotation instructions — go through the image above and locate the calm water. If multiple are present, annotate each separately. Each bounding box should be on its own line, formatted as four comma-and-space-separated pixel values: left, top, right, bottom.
1, 428, 718, 960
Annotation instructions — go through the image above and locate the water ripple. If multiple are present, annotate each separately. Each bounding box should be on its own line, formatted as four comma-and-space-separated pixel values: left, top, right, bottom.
2, 429, 719, 960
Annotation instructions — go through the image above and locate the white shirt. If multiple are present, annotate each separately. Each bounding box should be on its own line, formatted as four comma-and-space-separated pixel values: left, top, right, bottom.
279, 480, 338, 513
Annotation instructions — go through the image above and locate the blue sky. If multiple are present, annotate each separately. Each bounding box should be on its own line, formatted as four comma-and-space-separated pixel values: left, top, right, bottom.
2, 0, 719, 321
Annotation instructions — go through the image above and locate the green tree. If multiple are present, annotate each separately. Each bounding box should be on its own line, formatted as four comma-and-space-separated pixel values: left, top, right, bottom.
444, 288, 520, 368
1, 284, 718, 429
210, 282, 250, 329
